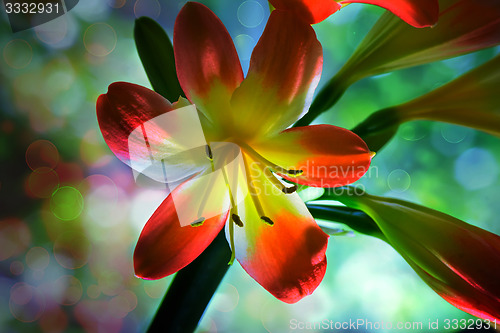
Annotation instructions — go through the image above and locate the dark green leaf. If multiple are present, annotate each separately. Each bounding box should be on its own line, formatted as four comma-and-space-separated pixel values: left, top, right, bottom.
134, 17, 185, 102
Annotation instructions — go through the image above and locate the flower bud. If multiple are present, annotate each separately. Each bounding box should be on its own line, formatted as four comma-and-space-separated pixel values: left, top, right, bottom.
394, 54, 500, 136
337, 0, 500, 84
338, 191, 500, 321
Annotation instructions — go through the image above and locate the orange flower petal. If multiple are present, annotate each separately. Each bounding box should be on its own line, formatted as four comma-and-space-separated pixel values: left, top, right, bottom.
269, 0, 341, 24
231, 159, 329, 303
230, 10, 323, 138
340, 0, 439, 28
253, 125, 371, 187
134, 176, 230, 279
174, 2, 243, 124
96, 82, 175, 165
97, 82, 211, 184
269, 0, 438, 27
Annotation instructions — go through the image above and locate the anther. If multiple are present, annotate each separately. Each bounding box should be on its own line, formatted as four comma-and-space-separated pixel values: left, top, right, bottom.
287, 169, 303, 176
282, 184, 298, 194
190, 217, 205, 227
205, 144, 213, 160
261, 216, 274, 226
232, 214, 244, 227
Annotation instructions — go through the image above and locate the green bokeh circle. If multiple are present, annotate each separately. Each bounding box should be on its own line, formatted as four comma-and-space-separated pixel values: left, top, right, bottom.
50, 186, 84, 221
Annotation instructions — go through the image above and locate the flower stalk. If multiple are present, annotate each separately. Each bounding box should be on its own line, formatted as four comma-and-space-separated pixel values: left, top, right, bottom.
146, 230, 231, 333
306, 203, 384, 239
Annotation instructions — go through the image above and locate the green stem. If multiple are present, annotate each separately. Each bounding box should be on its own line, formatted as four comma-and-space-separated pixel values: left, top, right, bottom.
351, 107, 400, 138
146, 230, 231, 333
350, 107, 401, 152
307, 203, 384, 239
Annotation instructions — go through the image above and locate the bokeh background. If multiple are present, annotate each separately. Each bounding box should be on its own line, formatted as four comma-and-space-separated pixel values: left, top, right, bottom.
1, 0, 499, 332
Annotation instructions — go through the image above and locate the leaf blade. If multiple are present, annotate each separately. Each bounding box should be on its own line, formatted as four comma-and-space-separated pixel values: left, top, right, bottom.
134, 16, 185, 102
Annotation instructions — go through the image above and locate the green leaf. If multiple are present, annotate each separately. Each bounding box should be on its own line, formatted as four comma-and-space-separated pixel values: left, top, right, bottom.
134, 17, 185, 102
147, 230, 231, 333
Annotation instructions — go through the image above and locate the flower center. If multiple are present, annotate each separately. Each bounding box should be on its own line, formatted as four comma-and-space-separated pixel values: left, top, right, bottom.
204, 142, 303, 265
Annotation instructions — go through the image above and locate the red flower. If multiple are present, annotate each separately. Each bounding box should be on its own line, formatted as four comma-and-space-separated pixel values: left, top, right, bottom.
269, 0, 439, 27
96, 2, 371, 303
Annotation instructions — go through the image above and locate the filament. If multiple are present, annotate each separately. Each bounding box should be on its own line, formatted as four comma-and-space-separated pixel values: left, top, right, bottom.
220, 155, 239, 265
263, 167, 297, 194
239, 142, 303, 176
242, 153, 274, 226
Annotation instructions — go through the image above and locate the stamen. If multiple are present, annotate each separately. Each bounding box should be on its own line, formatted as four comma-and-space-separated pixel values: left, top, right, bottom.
190, 217, 205, 227
243, 156, 276, 228
263, 164, 298, 195
160, 159, 171, 192
232, 213, 244, 227
195, 162, 218, 219
282, 184, 298, 194
261, 216, 274, 226
228, 209, 236, 265
287, 169, 303, 176
221, 165, 239, 266
188, 145, 218, 222
242, 154, 267, 220
205, 144, 213, 160
239, 142, 303, 176
263, 167, 285, 191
